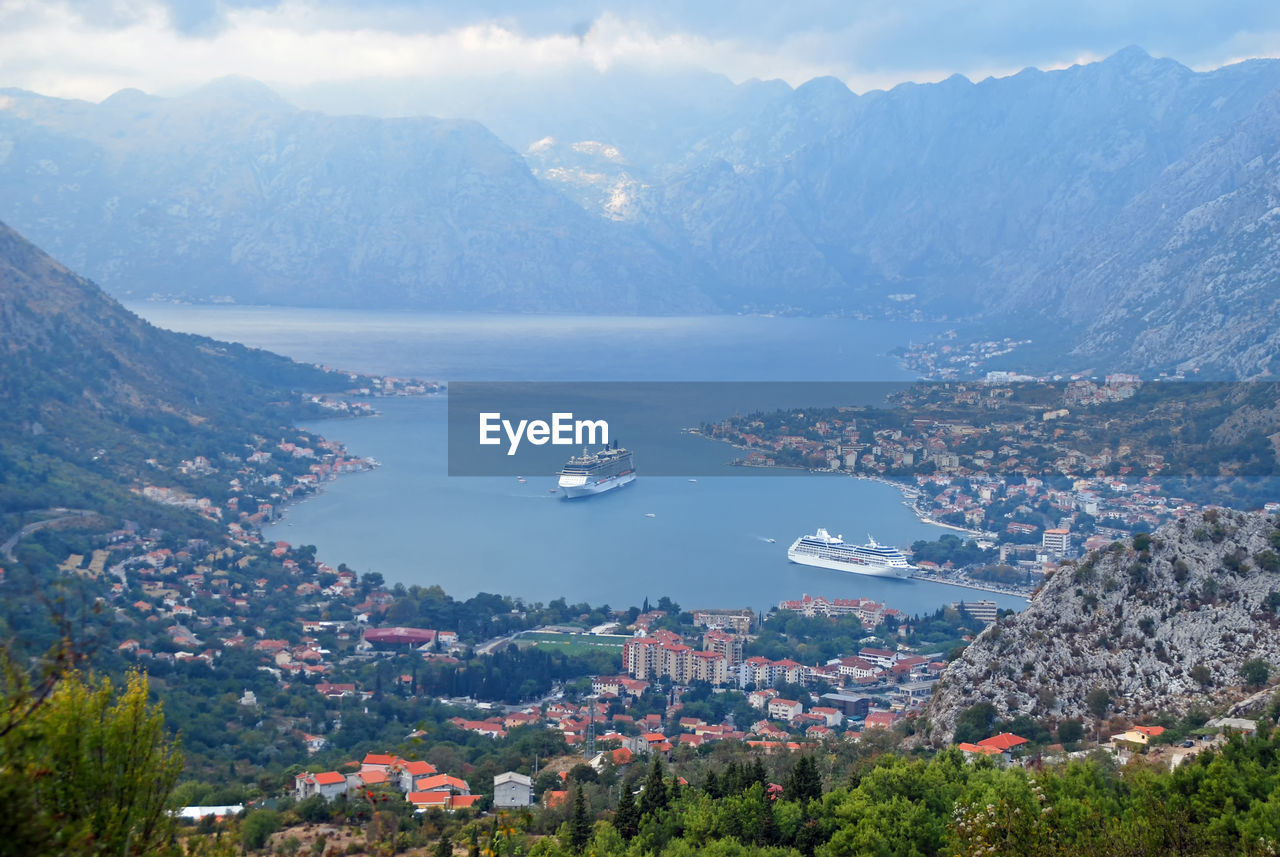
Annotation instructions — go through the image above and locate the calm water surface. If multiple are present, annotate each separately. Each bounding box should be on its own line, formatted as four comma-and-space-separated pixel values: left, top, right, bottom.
132, 305, 1026, 615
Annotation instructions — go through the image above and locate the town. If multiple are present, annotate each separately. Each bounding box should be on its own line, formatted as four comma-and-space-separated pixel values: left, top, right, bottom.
703, 377, 1280, 583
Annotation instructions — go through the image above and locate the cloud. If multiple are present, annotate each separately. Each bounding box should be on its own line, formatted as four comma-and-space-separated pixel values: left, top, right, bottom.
1, 0, 1278, 104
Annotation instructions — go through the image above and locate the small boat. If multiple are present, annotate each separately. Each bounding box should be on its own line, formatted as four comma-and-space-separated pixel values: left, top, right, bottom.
764, 538, 775, 543
516, 477, 526, 483
549, 489, 558, 493
644, 513, 656, 518
688, 478, 698, 483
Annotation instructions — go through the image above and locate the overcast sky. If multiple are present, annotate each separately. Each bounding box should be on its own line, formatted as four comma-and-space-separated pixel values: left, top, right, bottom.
2, 0, 1278, 104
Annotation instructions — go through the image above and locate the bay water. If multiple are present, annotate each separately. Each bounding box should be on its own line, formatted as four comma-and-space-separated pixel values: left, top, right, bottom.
132, 305, 1027, 616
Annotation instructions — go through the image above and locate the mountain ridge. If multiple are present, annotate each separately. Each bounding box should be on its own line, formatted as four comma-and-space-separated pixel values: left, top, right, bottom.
0, 218, 351, 529
924, 508, 1280, 746
4, 49, 1280, 373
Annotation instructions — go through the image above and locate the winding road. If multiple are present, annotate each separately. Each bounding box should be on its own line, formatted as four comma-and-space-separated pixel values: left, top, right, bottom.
1, 508, 98, 561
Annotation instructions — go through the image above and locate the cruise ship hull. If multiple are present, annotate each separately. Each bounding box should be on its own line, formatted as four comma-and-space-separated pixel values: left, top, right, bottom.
787, 549, 913, 578
560, 471, 636, 499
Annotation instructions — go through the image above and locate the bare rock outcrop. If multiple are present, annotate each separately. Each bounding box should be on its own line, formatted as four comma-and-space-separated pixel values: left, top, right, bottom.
925, 509, 1280, 745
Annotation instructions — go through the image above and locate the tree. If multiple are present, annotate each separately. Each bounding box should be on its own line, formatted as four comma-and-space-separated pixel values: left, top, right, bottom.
954, 702, 997, 744
785, 755, 823, 803
1241, 658, 1271, 688
1, 668, 183, 856
569, 786, 592, 852
1086, 687, 1112, 720
639, 755, 667, 818
435, 831, 453, 857
241, 809, 282, 852
1057, 719, 1085, 745
614, 784, 639, 840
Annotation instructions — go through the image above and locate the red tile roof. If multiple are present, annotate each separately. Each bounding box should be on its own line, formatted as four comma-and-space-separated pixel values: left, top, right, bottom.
976, 732, 1028, 751
958, 742, 1003, 756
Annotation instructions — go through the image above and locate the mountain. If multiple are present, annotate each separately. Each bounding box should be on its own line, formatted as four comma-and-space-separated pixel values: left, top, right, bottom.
0, 79, 710, 313
0, 218, 348, 527
1013, 84, 1280, 378
3, 49, 1280, 373
658, 49, 1280, 316
924, 509, 1280, 746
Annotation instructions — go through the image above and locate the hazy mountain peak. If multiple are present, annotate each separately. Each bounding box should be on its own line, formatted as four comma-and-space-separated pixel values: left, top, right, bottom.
792, 75, 856, 111
1099, 44, 1187, 77
1107, 44, 1154, 64
99, 87, 153, 109
186, 75, 294, 111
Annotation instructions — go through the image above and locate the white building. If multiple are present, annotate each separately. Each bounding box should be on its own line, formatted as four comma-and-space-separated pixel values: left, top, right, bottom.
1042, 528, 1071, 554
493, 772, 534, 808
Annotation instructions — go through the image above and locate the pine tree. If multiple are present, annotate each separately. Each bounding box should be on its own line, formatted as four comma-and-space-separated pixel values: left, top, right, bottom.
569, 786, 592, 852
751, 756, 770, 789
614, 785, 639, 840
758, 783, 779, 846
668, 774, 681, 803
723, 760, 742, 794
703, 769, 722, 798
785, 755, 823, 803
639, 755, 668, 818
435, 832, 452, 857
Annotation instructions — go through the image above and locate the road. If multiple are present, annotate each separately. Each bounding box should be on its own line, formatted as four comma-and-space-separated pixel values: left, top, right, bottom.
475, 632, 522, 656
1, 509, 98, 561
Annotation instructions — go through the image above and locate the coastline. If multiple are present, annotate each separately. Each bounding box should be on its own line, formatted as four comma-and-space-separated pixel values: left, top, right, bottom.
711, 432, 989, 540
907, 572, 1033, 601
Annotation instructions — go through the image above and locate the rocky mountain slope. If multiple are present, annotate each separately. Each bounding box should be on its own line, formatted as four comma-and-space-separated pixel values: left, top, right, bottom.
522, 49, 1280, 319
4, 50, 1280, 372
0, 79, 708, 313
1017, 86, 1280, 378
925, 509, 1280, 746
0, 219, 347, 523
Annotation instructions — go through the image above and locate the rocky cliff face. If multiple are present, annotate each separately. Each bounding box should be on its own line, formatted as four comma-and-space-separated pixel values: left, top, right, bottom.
0, 79, 710, 313
0, 218, 348, 519
4, 51, 1280, 373
1019, 84, 1280, 378
925, 509, 1280, 745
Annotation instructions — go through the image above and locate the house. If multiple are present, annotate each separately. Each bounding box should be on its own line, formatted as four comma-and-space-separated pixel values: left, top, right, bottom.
407, 792, 482, 812
1208, 717, 1259, 736
361, 753, 399, 774
977, 732, 1028, 753
836, 657, 881, 681
857, 648, 899, 669
299, 732, 327, 754
767, 698, 803, 723
415, 774, 471, 795
863, 711, 898, 730
493, 772, 534, 808
356, 770, 390, 788
809, 706, 845, 728
294, 770, 348, 801
957, 743, 1003, 760
1111, 725, 1165, 747
975, 732, 1029, 762
396, 760, 438, 792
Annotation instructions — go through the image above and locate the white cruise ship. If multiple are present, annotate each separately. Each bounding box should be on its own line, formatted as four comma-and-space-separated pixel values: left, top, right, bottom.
787, 529, 915, 579
557, 444, 635, 499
